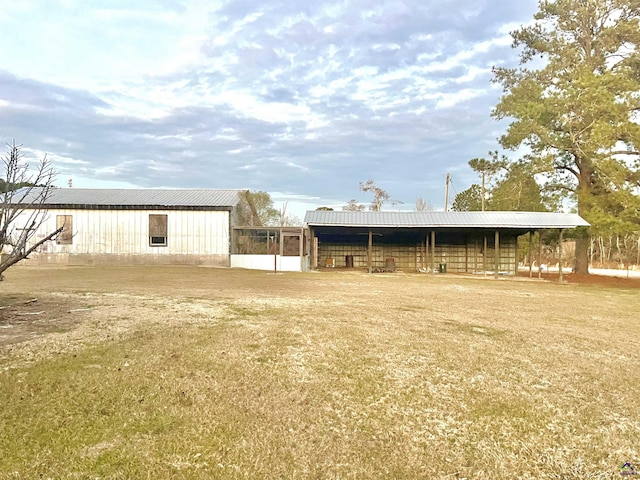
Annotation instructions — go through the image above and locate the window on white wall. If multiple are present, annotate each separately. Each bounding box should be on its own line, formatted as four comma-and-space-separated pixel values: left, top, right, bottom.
56, 215, 73, 245
149, 214, 168, 246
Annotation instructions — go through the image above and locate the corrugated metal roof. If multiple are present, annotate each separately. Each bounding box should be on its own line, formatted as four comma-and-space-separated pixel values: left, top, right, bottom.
304, 210, 590, 229
14, 188, 245, 208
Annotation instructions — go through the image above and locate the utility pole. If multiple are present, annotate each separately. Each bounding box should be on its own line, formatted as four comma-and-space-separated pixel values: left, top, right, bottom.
481, 171, 485, 212
444, 173, 450, 212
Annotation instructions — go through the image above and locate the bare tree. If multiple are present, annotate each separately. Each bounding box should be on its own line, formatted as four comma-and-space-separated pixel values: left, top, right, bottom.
278, 202, 302, 226
342, 199, 365, 211
0, 142, 62, 280
415, 197, 433, 212
359, 179, 390, 211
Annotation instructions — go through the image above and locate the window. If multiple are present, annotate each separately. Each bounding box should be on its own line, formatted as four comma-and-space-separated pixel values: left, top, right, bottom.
149, 214, 168, 246
56, 215, 73, 245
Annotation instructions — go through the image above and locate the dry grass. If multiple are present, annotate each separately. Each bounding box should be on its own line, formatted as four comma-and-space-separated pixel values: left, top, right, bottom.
0, 265, 639, 479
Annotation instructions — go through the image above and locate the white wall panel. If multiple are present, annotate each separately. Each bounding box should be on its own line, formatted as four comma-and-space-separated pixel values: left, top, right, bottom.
14, 208, 231, 257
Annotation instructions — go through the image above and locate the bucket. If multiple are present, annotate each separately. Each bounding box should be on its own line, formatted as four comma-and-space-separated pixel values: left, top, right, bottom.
439, 262, 447, 273
384, 258, 396, 271
345, 255, 354, 268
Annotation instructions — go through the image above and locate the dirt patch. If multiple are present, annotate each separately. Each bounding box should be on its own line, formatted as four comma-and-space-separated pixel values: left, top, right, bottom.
0, 294, 87, 347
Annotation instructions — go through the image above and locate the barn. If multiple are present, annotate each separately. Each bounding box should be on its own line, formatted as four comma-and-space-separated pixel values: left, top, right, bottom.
304, 210, 590, 277
12, 188, 247, 266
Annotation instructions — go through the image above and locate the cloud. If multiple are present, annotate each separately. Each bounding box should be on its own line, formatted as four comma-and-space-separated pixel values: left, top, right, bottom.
0, 0, 539, 211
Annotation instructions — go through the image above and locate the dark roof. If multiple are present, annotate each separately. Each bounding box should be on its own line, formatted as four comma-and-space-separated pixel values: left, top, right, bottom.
14, 188, 245, 209
304, 211, 589, 229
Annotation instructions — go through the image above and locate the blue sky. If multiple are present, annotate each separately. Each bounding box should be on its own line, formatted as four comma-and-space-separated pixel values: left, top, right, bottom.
0, 0, 538, 218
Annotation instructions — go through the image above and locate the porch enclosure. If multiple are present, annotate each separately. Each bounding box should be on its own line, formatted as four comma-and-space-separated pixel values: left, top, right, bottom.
230, 227, 310, 272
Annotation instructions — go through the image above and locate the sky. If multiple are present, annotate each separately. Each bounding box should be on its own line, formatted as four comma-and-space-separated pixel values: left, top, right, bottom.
0, 0, 539, 219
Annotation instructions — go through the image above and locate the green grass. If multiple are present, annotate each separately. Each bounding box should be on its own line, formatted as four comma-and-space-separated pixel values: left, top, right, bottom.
0, 266, 639, 478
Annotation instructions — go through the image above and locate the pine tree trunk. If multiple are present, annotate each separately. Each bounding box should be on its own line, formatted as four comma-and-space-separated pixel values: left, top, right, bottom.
575, 164, 593, 275
574, 233, 590, 274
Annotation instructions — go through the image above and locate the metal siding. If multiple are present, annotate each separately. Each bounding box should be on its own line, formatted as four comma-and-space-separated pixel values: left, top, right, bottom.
17, 208, 230, 257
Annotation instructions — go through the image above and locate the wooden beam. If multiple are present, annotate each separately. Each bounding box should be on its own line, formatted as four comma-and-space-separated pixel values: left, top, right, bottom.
494, 230, 500, 279
514, 234, 519, 276
465, 236, 469, 273
299, 228, 304, 271
368, 230, 372, 274
474, 237, 478, 273
424, 236, 428, 270
483, 235, 487, 276
559, 229, 564, 283
528, 231, 533, 278
538, 229, 543, 279
309, 227, 315, 269
431, 230, 436, 274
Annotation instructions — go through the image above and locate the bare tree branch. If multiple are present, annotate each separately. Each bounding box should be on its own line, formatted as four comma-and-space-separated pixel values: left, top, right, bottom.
0, 142, 59, 280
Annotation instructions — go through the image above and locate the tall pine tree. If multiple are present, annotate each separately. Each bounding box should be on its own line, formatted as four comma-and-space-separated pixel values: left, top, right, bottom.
493, 0, 640, 274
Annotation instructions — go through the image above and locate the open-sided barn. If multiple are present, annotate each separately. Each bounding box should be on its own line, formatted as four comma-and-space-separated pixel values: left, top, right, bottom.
12, 188, 246, 266
304, 210, 590, 277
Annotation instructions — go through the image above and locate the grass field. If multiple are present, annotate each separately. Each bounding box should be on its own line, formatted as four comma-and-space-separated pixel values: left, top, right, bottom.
0, 265, 639, 479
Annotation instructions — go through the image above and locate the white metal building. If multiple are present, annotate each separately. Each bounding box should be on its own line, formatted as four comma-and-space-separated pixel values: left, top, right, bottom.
13, 188, 245, 266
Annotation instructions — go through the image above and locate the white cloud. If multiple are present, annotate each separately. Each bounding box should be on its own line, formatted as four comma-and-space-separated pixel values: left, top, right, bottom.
0, 0, 540, 211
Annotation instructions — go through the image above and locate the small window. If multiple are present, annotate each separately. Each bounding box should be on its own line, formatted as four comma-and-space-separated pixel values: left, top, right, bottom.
149, 214, 168, 247
56, 215, 73, 245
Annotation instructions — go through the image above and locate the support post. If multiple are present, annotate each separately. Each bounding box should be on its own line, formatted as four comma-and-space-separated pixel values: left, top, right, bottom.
494, 230, 500, 279
528, 231, 533, 278
272, 231, 277, 274
309, 227, 315, 269
299, 228, 304, 272
483, 235, 487, 276
426, 234, 430, 270
474, 237, 478, 273
465, 238, 469, 273
538, 229, 543, 279
431, 230, 436, 274
368, 230, 373, 274
559, 229, 564, 283
514, 234, 519, 276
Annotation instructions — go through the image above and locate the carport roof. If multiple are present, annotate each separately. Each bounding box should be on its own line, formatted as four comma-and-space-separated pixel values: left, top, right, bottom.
304, 211, 589, 229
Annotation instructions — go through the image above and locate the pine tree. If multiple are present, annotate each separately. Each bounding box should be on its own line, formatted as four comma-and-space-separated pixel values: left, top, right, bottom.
493, 0, 640, 274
